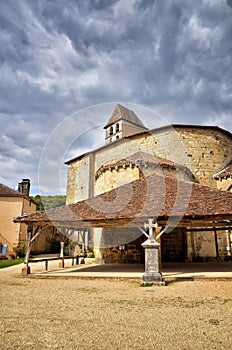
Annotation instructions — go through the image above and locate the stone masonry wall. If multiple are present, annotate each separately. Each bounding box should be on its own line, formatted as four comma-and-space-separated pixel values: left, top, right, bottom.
66, 126, 232, 205
131, 127, 232, 187
186, 229, 232, 260
66, 155, 92, 204
215, 177, 232, 191
94, 163, 193, 196
95, 166, 140, 196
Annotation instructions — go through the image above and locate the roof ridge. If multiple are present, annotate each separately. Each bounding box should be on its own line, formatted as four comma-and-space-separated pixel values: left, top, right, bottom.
0, 183, 23, 197
104, 104, 147, 129
213, 159, 232, 179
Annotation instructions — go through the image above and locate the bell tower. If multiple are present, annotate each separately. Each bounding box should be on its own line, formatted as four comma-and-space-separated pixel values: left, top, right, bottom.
104, 104, 148, 143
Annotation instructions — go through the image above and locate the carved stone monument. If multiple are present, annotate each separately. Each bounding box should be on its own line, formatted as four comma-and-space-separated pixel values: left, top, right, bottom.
141, 219, 165, 286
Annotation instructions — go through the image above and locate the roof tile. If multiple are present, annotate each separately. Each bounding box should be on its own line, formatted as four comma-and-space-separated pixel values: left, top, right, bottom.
104, 104, 147, 129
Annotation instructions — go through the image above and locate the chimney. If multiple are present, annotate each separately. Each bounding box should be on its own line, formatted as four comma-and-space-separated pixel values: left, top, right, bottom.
18, 179, 30, 196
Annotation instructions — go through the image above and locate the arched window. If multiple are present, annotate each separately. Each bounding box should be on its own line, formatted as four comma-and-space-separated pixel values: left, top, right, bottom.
116, 123, 120, 132
109, 126, 113, 136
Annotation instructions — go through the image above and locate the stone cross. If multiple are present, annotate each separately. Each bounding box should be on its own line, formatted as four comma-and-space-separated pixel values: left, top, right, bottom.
141, 219, 165, 286
144, 219, 158, 242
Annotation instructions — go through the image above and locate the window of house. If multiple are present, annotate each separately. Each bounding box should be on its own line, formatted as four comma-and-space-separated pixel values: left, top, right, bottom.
109, 126, 113, 135
116, 123, 120, 132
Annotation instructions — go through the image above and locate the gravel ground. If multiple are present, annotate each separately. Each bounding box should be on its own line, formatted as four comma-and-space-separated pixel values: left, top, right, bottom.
0, 269, 232, 350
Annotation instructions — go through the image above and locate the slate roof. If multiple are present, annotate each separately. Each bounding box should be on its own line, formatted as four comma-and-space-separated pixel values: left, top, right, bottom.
104, 104, 148, 129
0, 183, 24, 197
14, 174, 232, 227
214, 160, 232, 179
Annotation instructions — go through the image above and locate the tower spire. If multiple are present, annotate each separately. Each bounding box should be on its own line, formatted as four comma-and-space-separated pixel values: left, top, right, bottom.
104, 104, 148, 143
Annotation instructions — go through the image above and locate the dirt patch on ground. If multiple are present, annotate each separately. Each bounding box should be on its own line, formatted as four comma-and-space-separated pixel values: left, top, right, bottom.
0, 271, 232, 350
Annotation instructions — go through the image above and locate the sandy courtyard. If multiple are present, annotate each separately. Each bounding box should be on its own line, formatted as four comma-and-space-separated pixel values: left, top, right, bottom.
0, 268, 232, 350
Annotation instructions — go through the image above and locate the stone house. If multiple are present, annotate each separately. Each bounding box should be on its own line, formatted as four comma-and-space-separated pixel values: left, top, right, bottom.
0, 179, 36, 256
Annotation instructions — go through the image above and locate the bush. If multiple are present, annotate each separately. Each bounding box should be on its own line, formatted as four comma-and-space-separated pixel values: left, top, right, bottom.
13, 244, 26, 258
8, 253, 16, 260
87, 250, 95, 258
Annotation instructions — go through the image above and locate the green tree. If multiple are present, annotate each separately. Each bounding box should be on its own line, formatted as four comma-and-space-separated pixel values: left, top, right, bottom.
32, 195, 44, 210
32, 195, 66, 211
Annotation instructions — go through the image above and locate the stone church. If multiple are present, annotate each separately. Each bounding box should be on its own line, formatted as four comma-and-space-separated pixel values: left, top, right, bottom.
64, 104, 232, 263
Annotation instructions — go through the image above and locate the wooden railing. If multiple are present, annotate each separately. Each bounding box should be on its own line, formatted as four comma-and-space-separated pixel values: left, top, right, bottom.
28, 255, 85, 271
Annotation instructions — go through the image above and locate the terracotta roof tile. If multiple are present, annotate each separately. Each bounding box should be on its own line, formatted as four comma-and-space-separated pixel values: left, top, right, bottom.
95, 151, 192, 180
214, 160, 232, 179
15, 174, 232, 226
0, 183, 23, 197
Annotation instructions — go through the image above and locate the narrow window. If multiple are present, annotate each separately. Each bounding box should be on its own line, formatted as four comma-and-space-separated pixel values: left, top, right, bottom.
109, 126, 113, 136
116, 123, 120, 132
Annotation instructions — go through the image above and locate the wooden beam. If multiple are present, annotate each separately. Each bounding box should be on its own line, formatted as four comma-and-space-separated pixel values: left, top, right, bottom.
213, 227, 219, 259
187, 227, 232, 232
30, 225, 51, 244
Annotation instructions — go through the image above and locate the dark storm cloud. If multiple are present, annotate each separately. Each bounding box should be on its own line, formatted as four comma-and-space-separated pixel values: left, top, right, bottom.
0, 0, 231, 193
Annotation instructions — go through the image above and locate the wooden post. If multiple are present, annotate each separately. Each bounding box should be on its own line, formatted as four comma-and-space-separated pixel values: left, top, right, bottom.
22, 229, 32, 276
62, 256, 65, 268
59, 242, 65, 268
213, 227, 219, 260
226, 229, 231, 256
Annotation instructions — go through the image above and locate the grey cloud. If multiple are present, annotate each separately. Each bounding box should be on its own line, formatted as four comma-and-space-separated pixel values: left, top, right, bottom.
0, 0, 231, 193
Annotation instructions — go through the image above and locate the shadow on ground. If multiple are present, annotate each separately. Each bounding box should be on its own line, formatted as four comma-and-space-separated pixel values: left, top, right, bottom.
70, 262, 232, 274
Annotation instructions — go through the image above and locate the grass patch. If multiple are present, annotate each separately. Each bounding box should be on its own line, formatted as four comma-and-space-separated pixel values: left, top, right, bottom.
0, 258, 24, 269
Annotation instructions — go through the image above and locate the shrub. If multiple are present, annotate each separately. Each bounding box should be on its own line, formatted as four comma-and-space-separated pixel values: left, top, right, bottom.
87, 249, 95, 258
13, 244, 26, 258
8, 253, 16, 260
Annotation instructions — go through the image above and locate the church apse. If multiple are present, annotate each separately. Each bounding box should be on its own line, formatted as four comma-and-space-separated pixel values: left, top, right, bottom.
64, 104, 232, 263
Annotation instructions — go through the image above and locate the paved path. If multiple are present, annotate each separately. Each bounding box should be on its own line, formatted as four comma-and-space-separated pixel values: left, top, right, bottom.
1, 259, 232, 280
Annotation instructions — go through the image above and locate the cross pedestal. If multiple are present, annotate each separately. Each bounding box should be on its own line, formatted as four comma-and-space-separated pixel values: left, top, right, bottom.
141, 219, 165, 286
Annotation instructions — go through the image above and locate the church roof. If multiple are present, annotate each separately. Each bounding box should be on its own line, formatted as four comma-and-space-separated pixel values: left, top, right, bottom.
95, 151, 193, 180
0, 183, 24, 197
65, 124, 232, 165
14, 174, 232, 228
104, 104, 148, 129
214, 159, 232, 179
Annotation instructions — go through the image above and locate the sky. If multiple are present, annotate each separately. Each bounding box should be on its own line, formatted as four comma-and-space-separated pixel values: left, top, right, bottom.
0, 0, 232, 195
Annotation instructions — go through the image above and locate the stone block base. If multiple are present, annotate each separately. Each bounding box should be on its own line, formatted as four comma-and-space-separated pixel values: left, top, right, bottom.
142, 272, 165, 286
21, 266, 31, 276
